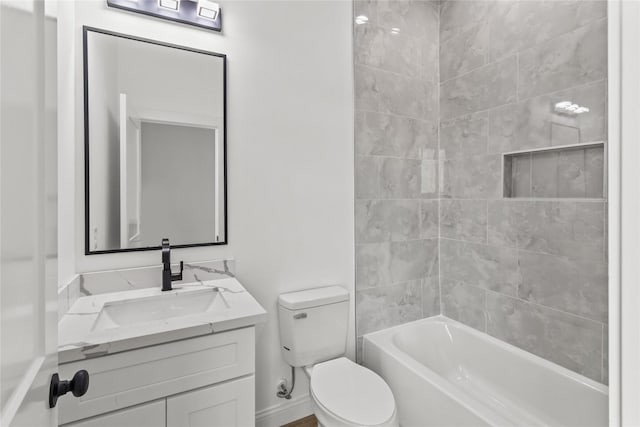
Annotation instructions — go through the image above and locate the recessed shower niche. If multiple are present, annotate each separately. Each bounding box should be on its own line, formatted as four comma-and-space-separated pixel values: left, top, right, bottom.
503, 142, 605, 199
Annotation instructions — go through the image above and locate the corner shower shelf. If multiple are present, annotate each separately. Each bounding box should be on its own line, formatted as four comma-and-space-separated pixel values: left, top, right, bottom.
502, 141, 605, 199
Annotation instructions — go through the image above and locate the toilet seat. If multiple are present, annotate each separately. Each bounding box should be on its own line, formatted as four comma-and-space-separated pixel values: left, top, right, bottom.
309, 357, 397, 427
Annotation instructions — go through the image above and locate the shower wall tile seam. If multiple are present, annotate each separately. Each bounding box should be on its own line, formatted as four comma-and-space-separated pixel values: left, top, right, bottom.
438, 235, 608, 262
442, 279, 608, 328
438, 16, 607, 86
355, 237, 439, 245
354, 62, 439, 85
438, 52, 516, 86
438, 78, 609, 123
355, 108, 438, 123
354, 154, 434, 162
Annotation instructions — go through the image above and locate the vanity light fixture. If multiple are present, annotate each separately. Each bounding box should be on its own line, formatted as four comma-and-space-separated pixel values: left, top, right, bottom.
197, 0, 219, 20
158, 0, 179, 10
554, 101, 590, 115
390, 27, 400, 35
355, 15, 368, 25
107, 0, 222, 32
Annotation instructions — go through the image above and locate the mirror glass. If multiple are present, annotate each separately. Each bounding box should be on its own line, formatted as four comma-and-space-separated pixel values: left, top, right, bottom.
84, 28, 226, 254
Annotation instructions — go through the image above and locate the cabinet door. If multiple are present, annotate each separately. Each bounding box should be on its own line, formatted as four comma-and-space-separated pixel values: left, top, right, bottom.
62, 400, 165, 427
167, 376, 255, 427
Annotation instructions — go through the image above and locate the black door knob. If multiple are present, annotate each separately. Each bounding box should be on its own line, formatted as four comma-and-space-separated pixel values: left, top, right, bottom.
49, 370, 90, 408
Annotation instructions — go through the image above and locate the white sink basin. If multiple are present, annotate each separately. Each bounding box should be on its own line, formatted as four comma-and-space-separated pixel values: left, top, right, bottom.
91, 288, 228, 332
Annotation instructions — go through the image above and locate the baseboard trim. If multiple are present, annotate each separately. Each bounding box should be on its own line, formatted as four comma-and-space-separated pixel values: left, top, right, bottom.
255, 394, 313, 427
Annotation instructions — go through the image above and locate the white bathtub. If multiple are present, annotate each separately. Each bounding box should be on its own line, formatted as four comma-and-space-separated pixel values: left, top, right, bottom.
362, 316, 608, 427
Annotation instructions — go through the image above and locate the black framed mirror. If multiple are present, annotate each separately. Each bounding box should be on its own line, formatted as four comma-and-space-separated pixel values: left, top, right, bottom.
83, 27, 227, 255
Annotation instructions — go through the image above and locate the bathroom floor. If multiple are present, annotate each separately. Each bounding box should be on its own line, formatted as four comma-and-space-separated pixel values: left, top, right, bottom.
282, 415, 318, 427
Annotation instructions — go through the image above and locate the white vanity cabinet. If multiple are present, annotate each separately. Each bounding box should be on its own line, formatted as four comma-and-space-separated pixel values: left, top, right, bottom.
166, 376, 254, 427
59, 327, 256, 427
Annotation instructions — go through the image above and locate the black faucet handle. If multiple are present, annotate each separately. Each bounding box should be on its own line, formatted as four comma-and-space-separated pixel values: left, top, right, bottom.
171, 261, 184, 281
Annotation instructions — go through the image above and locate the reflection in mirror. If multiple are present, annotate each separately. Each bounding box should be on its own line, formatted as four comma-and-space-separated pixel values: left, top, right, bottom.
84, 27, 226, 254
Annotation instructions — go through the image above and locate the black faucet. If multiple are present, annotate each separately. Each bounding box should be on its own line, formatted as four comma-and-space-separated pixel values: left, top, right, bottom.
162, 238, 183, 292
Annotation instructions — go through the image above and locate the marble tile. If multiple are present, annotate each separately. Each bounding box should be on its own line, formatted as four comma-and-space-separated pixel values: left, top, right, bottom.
356, 242, 391, 290
487, 0, 519, 61
440, 22, 488, 82
356, 281, 423, 335
558, 148, 586, 198
440, 199, 487, 243
441, 154, 502, 199
422, 276, 440, 318
420, 200, 439, 239
390, 239, 439, 283
375, 0, 440, 40
421, 160, 439, 199
355, 112, 436, 159
440, 56, 517, 120
488, 200, 605, 260
531, 151, 559, 198
441, 280, 486, 332
440, 239, 519, 296
440, 0, 490, 42
420, 20, 440, 86
356, 239, 439, 290
585, 145, 605, 198
419, 122, 439, 161
486, 292, 603, 382
488, 81, 606, 154
354, 0, 378, 25
518, 18, 607, 100
490, 0, 607, 62
355, 199, 420, 244
356, 65, 437, 120
439, 111, 488, 160
356, 156, 381, 199
381, 157, 421, 198
510, 154, 532, 198
503, 154, 513, 198
355, 65, 380, 113
354, 23, 421, 77
519, 251, 607, 323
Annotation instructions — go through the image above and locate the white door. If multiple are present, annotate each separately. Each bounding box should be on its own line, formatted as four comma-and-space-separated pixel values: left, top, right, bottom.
0, 1, 58, 426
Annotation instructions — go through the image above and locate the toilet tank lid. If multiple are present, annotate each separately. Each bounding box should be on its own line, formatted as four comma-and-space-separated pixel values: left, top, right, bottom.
278, 286, 349, 310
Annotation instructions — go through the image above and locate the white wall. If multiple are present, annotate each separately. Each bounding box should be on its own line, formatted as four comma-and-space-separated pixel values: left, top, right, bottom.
57, 0, 354, 421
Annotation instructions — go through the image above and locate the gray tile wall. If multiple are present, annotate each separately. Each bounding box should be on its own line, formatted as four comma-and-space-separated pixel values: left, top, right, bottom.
354, 0, 441, 355
439, 0, 607, 384
354, 0, 607, 385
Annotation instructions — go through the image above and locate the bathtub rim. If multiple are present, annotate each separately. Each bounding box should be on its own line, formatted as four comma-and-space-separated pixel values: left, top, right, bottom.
362, 315, 608, 426
363, 315, 608, 395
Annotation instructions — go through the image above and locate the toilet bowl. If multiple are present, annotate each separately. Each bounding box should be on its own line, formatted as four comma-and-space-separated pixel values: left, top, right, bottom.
304, 358, 398, 427
277, 286, 399, 427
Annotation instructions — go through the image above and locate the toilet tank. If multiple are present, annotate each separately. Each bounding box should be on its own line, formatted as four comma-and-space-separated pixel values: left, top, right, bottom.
278, 286, 349, 367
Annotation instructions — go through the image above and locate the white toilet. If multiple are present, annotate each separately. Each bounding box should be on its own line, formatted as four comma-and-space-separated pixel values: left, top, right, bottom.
278, 286, 399, 427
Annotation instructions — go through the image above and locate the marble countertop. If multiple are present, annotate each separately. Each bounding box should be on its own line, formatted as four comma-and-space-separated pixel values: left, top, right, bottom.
58, 277, 267, 364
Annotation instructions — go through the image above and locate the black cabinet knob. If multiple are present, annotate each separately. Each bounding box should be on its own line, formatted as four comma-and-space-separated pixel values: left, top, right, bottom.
49, 370, 90, 408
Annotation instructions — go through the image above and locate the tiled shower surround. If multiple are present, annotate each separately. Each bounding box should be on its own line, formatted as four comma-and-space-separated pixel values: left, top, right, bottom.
354, 0, 608, 384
